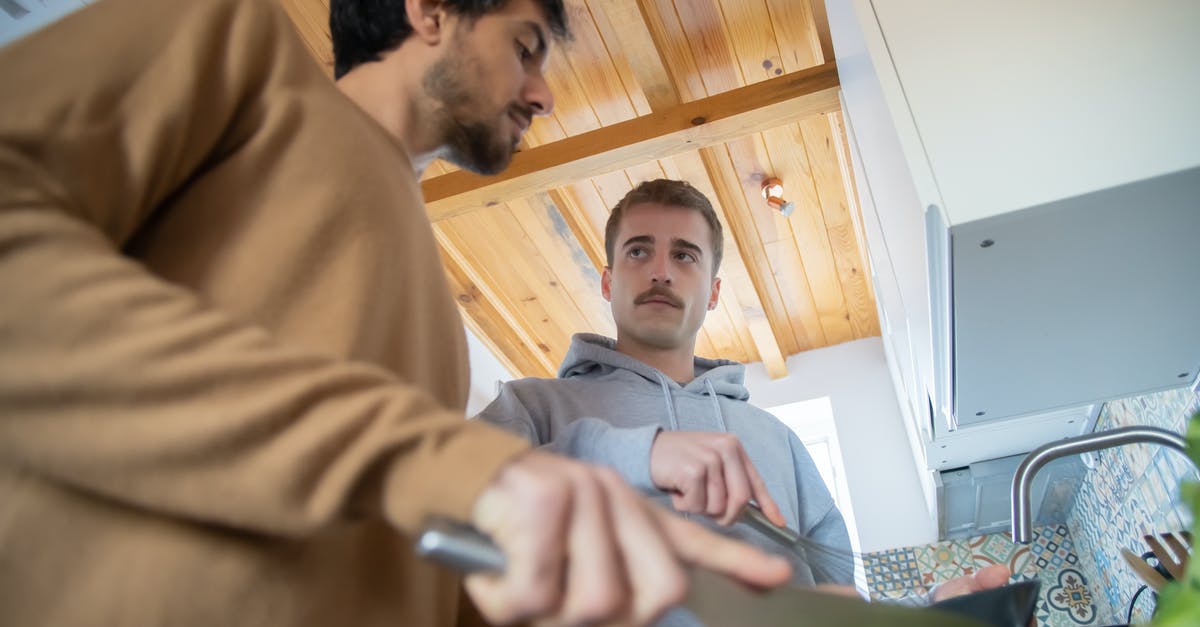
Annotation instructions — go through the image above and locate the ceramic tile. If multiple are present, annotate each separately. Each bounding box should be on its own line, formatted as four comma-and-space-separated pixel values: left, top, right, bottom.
863, 524, 1095, 627
1044, 568, 1097, 624
863, 547, 922, 594
973, 532, 1033, 574
914, 539, 973, 585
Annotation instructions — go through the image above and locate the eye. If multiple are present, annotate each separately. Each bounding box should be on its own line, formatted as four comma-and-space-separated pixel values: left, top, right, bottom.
516, 40, 533, 61
674, 251, 697, 263
627, 247, 647, 258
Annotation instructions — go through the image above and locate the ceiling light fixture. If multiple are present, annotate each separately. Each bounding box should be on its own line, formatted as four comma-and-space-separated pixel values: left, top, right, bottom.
761, 177, 795, 217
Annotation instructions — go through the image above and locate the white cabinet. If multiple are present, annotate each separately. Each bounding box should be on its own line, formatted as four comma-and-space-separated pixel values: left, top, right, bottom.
828, 0, 1200, 485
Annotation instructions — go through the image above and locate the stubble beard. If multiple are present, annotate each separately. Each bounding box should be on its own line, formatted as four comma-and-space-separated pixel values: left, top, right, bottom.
421, 52, 516, 175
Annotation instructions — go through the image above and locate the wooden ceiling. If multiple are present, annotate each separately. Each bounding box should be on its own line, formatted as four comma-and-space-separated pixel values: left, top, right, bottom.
280, 0, 879, 379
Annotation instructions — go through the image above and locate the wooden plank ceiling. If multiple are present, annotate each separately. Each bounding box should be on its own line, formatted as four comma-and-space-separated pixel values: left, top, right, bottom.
280, 0, 879, 379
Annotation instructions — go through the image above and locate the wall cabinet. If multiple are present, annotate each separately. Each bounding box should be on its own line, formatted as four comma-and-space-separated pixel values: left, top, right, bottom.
827, 0, 1200, 532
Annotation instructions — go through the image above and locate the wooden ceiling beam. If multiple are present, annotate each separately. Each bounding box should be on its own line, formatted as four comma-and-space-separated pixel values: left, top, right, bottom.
422, 61, 840, 221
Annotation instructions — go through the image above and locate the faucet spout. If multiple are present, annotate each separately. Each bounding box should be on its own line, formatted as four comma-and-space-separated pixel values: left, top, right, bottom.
1010, 426, 1189, 544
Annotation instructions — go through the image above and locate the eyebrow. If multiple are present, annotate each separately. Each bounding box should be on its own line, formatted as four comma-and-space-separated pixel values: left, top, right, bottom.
621, 235, 654, 250
672, 238, 704, 258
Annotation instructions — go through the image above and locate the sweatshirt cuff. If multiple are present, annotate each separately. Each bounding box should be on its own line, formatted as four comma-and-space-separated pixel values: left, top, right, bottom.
381, 418, 530, 533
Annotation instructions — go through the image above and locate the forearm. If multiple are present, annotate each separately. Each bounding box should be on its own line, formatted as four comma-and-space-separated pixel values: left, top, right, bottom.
0, 207, 528, 536
545, 418, 661, 492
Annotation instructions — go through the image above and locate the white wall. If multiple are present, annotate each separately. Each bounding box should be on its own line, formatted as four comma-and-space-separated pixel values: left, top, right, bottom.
743, 337, 937, 552
465, 327, 514, 417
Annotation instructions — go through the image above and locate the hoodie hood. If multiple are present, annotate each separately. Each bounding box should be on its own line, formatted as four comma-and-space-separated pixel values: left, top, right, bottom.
557, 333, 751, 401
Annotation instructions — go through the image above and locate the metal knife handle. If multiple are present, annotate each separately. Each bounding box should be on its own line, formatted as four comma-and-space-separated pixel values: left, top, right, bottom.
740, 500, 801, 548
414, 518, 506, 574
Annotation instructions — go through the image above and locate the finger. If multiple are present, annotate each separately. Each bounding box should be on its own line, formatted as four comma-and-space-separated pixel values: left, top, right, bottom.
718, 444, 753, 526
465, 473, 568, 624
973, 564, 1012, 591
598, 471, 689, 625
705, 451, 727, 518
677, 460, 708, 515
656, 506, 792, 588
738, 445, 787, 527
558, 467, 626, 625
930, 564, 1012, 602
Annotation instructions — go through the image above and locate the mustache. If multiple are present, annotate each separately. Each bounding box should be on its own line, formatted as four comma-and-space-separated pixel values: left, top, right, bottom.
634, 286, 682, 308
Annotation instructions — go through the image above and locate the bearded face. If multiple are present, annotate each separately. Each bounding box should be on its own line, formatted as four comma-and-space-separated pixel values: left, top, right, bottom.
423, 53, 532, 174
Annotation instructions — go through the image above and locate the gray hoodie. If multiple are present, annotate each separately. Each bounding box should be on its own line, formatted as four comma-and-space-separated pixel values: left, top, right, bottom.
475, 333, 854, 618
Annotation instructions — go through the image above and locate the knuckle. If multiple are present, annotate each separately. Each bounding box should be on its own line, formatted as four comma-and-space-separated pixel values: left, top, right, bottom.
512, 585, 559, 621
529, 476, 570, 510
567, 586, 625, 624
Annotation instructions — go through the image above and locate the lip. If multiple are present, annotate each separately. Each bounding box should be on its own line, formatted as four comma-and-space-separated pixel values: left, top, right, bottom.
638, 297, 680, 308
508, 111, 531, 134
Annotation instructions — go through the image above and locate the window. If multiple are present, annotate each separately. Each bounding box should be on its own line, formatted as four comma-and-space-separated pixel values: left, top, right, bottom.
767, 396, 866, 592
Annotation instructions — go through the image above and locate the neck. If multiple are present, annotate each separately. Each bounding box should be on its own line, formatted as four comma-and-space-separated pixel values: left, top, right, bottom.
335, 53, 443, 177
614, 337, 697, 383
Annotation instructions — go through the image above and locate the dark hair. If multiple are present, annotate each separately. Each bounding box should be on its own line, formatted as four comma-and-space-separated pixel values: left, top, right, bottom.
604, 179, 725, 275
331, 0, 570, 79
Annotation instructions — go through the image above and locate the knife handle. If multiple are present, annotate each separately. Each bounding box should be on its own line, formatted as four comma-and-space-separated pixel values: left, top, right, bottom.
740, 500, 801, 548
415, 518, 506, 574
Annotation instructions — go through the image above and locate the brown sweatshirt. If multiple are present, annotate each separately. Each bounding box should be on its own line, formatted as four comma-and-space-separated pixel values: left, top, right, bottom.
0, 0, 529, 624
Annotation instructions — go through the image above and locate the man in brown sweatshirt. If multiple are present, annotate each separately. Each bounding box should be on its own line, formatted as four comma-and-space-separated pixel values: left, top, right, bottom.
0, 0, 793, 625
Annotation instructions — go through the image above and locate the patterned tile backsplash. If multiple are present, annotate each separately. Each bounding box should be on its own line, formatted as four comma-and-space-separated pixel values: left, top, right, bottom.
1066, 386, 1199, 624
862, 385, 1198, 626
864, 524, 1098, 626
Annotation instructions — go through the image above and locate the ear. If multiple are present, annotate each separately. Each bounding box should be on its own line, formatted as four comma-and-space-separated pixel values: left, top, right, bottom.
601, 267, 613, 302
707, 276, 721, 310
406, 0, 448, 45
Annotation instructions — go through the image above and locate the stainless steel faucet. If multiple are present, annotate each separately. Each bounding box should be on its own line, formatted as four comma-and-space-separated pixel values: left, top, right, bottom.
1010, 426, 1191, 544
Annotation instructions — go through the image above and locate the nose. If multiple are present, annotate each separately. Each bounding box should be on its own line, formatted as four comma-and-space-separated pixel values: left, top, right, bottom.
524, 71, 554, 117
649, 254, 672, 285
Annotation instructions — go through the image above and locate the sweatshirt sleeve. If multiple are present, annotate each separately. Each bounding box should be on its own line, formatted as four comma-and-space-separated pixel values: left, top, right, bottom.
474, 382, 661, 493
786, 432, 855, 585
0, 0, 528, 538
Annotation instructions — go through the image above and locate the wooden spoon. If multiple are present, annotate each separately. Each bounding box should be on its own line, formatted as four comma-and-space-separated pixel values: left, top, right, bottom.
1121, 547, 1168, 591
1144, 532, 1191, 581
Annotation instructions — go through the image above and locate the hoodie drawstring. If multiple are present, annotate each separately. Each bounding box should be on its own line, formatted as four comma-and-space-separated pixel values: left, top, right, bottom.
704, 379, 730, 433
655, 374, 681, 432
656, 375, 729, 434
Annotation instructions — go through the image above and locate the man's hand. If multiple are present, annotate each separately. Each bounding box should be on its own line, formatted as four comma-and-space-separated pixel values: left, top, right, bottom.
463, 450, 793, 626
649, 431, 787, 527
930, 564, 1012, 602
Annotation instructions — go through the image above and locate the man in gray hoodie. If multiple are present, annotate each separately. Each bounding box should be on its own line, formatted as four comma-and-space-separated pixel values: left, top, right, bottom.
477, 177, 848, 582
476, 179, 1009, 620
